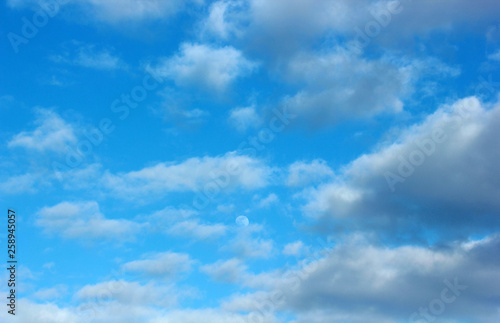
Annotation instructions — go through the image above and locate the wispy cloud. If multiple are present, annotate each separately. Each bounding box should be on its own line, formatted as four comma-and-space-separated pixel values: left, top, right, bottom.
50, 42, 126, 70
228, 106, 262, 132
8, 108, 77, 153
302, 96, 500, 242
121, 252, 194, 279
101, 152, 274, 199
36, 201, 143, 242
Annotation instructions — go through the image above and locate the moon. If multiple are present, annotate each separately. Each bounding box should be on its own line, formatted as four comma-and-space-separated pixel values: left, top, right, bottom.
235, 215, 249, 227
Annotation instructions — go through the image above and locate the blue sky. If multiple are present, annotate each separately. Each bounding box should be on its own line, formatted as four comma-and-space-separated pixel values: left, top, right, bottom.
1, 0, 500, 322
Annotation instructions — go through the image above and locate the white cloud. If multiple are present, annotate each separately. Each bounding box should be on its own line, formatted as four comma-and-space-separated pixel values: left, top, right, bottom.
149, 43, 257, 92
139, 206, 198, 225
224, 234, 500, 323
102, 152, 274, 198
10, 233, 500, 322
0, 298, 80, 323
285, 48, 408, 123
79, 0, 187, 22
121, 252, 194, 278
257, 193, 278, 208
372, 0, 500, 41
488, 49, 500, 61
155, 88, 210, 125
76, 280, 177, 307
8, 0, 202, 24
287, 159, 334, 187
225, 226, 275, 259
18, 265, 37, 280
0, 173, 42, 194
10, 0, 500, 45
201, 258, 247, 283
167, 107, 209, 125
8, 108, 77, 153
0, 163, 102, 195
42, 262, 55, 271
31, 285, 68, 301
50, 43, 126, 70
283, 240, 307, 257
56, 163, 103, 190
152, 309, 274, 323
207, 0, 500, 57
201, 0, 238, 39
242, 0, 359, 56
302, 96, 500, 242
284, 49, 458, 126
228, 106, 262, 132
36, 201, 142, 242
166, 220, 227, 240
0, 297, 274, 323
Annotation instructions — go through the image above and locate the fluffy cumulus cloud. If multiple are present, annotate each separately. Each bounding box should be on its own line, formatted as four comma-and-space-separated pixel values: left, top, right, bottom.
284, 50, 405, 122
8, 108, 77, 153
223, 234, 500, 323
9, 0, 500, 40
36, 201, 142, 241
239, 0, 363, 55
201, 0, 243, 39
283, 49, 458, 126
302, 96, 500, 242
101, 152, 274, 198
373, 0, 500, 41
195, 0, 466, 128
202, 0, 353, 48
4, 1, 500, 323
206, 0, 500, 52
149, 43, 257, 92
